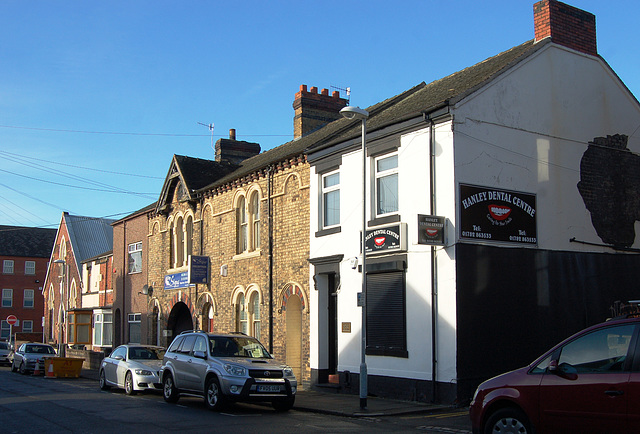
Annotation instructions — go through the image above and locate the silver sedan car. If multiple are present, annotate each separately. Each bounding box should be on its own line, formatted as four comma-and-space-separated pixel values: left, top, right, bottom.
11, 343, 56, 374
99, 345, 165, 395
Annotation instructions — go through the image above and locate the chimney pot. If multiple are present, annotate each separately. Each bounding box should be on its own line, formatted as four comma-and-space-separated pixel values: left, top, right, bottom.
292, 84, 348, 139
229, 129, 236, 140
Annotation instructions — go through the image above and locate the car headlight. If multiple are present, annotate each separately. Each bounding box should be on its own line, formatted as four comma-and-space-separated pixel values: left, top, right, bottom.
224, 364, 246, 376
283, 366, 294, 377
134, 369, 153, 376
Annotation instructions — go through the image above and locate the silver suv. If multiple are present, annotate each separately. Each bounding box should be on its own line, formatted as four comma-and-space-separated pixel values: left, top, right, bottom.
160, 331, 297, 411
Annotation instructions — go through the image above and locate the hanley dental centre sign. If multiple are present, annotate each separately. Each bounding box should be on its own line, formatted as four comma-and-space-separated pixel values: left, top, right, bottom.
460, 184, 537, 245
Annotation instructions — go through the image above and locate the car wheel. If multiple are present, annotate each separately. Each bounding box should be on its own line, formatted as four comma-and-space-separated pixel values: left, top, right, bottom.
272, 396, 295, 412
124, 371, 136, 395
99, 370, 110, 390
204, 377, 225, 411
484, 407, 532, 434
163, 373, 179, 403
19, 362, 26, 375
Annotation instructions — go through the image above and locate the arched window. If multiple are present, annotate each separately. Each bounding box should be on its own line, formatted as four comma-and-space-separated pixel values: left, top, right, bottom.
69, 281, 77, 309
235, 293, 247, 335
250, 193, 260, 250
59, 238, 67, 261
248, 291, 261, 340
237, 197, 248, 254
176, 216, 185, 267
185, 215, 193, 261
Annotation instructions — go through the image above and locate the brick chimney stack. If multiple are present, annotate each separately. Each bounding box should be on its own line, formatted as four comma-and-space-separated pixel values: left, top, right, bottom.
215, 129, 260, 165
534, 0, 597, 56
293, 85, 348, 139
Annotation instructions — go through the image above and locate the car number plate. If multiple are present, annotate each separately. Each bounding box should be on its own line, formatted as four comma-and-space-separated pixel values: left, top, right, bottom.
257, 385, 281, 392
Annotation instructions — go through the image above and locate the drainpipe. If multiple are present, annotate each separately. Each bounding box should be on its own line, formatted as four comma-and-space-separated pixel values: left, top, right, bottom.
429, 117, 438, 403
122, 220, 127, 346
267, 165, 274, 353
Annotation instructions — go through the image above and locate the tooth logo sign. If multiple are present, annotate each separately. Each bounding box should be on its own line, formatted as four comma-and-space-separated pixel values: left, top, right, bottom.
374, 236, 386, 246
488, 205, 511, 221
426, 229, 439, 237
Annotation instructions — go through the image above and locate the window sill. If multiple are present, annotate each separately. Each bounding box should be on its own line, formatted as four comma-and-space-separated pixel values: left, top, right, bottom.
368, 214, 400, 227
167, 265, 188, 274
233, 249, 262, 261
315, 227, 341, 237
366, 347, 408, 358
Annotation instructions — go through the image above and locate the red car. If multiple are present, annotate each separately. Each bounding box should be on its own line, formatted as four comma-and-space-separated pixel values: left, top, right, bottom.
470, 316, 640, 434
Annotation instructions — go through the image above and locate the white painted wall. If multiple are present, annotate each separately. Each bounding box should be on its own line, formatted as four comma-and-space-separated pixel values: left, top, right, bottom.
309, 41, 640, 388
453, 44, 640, 251
309, 120, 459, 384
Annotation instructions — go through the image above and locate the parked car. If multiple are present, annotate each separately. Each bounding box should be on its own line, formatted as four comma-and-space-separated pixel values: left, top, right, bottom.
99, 344, 165, 395
0, 341, 13, 366
470, 315, 640, 434
11, 343, 56, 374
161, 331, 297, 411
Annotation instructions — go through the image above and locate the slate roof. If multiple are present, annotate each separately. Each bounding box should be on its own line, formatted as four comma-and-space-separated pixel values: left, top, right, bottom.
194, 39, 542, 193
63, 214, 115, 271
173, 155, 239, 193
0, 225, 57, 258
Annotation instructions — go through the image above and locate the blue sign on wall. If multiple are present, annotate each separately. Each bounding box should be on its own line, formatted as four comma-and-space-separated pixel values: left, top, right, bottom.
164, 272, 191, 290
188, 255, 210, 284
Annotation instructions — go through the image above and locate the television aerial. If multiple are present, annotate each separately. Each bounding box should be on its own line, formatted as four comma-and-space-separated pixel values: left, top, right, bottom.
198, 122, 215, 150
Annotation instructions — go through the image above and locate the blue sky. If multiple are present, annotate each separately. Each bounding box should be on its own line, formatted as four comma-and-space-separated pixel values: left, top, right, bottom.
1, 0, 638, 228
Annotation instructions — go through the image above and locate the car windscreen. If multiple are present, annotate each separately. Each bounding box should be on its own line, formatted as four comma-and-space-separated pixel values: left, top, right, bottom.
0, 342, 8, 350
128, 347, 165, 360
209, 336, 272, 359
26, 345, 55, 354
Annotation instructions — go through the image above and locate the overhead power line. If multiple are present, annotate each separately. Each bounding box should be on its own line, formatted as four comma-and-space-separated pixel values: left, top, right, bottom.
0, 124, 292, 138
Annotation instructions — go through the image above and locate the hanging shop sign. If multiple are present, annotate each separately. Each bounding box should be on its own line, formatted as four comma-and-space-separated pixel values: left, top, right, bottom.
188, 255, 210, 284
364, 223, 407, 254
164, 271, 194, 290
417, 215, 447, 246
459, 184, 537, 245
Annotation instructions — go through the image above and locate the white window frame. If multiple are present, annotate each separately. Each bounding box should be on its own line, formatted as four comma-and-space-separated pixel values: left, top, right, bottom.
2, 289, 12, 307
22, 320, 33, 333
237, 197, 248, 254
321, 170, 341, 228
23, 289, 34, 308
249, 291, 261, 341
128, 241, 143, 274
236, 293, 248, 335
25, 261, 36, 275
3, 260, 14, 274
0, 321, 9, 339
94, 311, 113, 347
250, 192, 260, 250
374, 153, 399, 217
128, 313, 141, 344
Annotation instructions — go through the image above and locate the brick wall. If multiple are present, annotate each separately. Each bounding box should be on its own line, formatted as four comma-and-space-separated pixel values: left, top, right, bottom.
534, 0, 596, 56
147, 157, 312, 387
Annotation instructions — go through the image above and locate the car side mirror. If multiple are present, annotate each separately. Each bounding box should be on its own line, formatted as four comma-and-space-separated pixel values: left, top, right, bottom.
114, 355, 124, 361
549, 360, 578, 380
193, 350, 207, 360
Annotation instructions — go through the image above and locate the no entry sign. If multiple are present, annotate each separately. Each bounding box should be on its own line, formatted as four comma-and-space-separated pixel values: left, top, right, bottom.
6, 315, 17, 325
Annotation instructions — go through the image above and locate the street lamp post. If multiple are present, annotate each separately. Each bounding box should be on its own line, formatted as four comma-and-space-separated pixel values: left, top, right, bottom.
54, 259, 66, 356
340, 105, 369, 410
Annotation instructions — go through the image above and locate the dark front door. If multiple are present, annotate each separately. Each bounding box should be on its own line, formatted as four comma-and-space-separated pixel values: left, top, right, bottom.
328, 273, 338, 376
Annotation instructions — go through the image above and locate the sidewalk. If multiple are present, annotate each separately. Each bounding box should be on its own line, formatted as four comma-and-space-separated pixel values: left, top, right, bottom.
82, 368, 451, 417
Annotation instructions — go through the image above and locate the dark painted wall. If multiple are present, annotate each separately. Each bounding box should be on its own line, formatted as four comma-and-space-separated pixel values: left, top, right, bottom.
456, 243, 640, 401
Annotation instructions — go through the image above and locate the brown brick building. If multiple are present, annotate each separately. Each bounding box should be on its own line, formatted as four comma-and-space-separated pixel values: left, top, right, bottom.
145, 86, 347, 388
